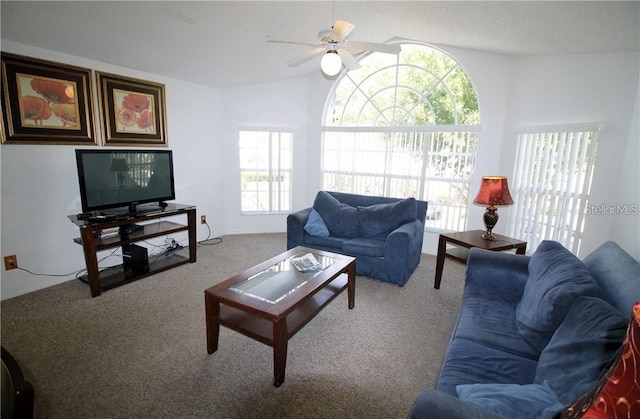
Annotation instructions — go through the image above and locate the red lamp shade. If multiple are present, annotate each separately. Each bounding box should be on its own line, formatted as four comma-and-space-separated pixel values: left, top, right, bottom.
473, 176, 514, 240
473, 176, 514, 207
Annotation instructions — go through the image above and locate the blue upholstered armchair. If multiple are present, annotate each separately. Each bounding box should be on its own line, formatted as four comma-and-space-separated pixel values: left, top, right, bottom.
287, 191, 427, 286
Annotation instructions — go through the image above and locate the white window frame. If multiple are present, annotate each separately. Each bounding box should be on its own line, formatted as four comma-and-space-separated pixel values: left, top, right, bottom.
321, 42, 480, 232
238, 127, 293, 215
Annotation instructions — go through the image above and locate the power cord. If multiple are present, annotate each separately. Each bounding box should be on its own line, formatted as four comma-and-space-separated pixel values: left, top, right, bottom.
198, 219, 223, 246
10, 247, 122, 278
12, 265, 87, 278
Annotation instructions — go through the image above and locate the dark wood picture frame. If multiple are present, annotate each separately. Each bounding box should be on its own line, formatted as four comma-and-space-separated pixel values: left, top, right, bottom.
96, 72, 167, 146
1, 52, 97, 145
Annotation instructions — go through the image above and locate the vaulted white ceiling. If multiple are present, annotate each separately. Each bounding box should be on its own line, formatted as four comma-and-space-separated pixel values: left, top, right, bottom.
2, 1, 638, 88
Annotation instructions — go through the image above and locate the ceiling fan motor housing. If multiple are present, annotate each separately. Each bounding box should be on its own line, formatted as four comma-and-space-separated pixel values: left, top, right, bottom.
269, 20, 398, 72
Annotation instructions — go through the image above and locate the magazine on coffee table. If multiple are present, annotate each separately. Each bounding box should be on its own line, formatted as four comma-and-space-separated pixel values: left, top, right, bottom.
290, 253, 321, 272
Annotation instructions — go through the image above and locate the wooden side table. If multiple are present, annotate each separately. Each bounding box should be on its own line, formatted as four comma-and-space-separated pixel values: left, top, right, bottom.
434, 230, 527, 289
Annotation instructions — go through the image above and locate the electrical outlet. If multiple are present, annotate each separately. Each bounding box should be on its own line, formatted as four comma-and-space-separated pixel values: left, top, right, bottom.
201, 215, 207, 224
4, 255, 17, 270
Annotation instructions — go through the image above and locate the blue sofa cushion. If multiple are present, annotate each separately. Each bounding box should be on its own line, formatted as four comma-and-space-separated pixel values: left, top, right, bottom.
304, 209, 330, 237
456, 381, 564, 419
516, 240, 601, 352
313, 191, 360, 238
343, 237, 385, 257
409, 389, 506, 419
436, 338, 538, 396
453, 286, 540, 360
533, 296, 628, 404
357, 198, 417, 238
583, 241, 640, 315
304, 234, 346, 250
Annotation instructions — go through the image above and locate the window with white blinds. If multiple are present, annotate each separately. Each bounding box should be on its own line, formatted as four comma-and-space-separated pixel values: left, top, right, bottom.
239, 128, 292, 214
507, 124, 600, 254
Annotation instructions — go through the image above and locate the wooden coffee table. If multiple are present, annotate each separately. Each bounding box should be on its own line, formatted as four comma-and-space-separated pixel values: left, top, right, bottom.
204, 246, 356, 387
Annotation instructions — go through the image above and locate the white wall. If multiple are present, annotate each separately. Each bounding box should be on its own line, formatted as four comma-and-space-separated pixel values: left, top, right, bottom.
502, 52, 640, 257
613, 87, 640, 257
2, 41, 638, 300
0, 41, 224, 300
220, 78, 310, 234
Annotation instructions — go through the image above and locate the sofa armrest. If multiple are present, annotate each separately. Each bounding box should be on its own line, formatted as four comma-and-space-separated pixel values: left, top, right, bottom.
386, 219, 423, 251
385, 219, 424, 285
286, 208, 312, 249
408, 389, 504, 419
465, 248, 530, 298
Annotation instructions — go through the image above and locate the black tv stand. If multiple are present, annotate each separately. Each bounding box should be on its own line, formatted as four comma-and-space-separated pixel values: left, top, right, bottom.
69, 203, 197, 297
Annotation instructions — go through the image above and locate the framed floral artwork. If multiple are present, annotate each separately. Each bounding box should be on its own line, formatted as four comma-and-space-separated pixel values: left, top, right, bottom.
1, 52, 97, 145
96, 72, 167, 146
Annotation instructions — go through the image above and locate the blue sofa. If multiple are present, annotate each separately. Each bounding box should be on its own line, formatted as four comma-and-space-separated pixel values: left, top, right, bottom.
287, 191, 427, 286
409, 240, 640, 418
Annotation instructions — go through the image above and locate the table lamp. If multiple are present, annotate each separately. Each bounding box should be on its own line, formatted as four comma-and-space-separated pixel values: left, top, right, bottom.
473, 176, 514, 240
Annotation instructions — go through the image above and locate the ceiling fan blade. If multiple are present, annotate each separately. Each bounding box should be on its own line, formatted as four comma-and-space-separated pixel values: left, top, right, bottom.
346, 41, 401, 55
337, 49, 361, 71
266, 36, 321, 48
286, 47, 325, 66
330, 20, 355, 41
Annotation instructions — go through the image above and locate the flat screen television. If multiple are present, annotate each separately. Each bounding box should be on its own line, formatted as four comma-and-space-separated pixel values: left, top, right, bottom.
75, 149, 175, 215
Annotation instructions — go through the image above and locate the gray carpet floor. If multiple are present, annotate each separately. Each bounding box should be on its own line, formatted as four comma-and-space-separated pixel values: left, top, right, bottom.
0, 233, 467, 418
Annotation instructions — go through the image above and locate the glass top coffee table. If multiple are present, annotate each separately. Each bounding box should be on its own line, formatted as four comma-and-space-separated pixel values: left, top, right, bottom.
204, 246, 356, 387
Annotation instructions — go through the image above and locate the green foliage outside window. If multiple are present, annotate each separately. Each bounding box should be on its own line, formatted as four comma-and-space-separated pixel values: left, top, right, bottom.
326, 43, 479, 127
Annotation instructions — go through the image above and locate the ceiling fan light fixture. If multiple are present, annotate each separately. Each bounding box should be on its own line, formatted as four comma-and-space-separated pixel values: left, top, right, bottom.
321, 50, 342, 76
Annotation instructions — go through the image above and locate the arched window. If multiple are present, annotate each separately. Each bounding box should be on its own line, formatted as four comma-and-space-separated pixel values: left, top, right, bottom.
321, 42, 480, 231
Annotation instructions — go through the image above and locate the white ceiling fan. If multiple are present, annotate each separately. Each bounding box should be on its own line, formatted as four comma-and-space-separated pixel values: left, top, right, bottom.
267, 20, 401, 76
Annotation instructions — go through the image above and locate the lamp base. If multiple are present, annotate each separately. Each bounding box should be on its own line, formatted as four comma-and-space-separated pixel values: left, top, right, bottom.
481, 206, 499, 241
481, 231, 496, 241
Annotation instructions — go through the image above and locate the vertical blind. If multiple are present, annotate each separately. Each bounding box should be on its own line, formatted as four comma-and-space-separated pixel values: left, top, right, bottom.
508, 124, 600, 254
